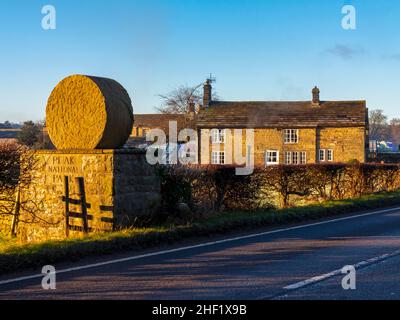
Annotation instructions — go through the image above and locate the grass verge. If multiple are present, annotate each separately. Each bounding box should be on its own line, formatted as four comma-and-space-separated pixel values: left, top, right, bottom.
1, 191, 400, 275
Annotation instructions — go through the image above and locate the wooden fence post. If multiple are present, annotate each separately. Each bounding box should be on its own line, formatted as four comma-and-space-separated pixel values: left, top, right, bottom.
10, 186, 20, 238
76, 177, 89, 234
64, 176, 70, 238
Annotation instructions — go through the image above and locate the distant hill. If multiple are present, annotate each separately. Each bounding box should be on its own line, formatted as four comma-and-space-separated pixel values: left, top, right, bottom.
0, 122, 21, 129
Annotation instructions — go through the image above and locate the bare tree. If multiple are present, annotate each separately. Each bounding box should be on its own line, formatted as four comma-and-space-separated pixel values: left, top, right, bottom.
156, 84, 203, 114
0, 141, 53, 235
369, 109, 389, 141
156, 82, 219, 114
0, 141, 25, 231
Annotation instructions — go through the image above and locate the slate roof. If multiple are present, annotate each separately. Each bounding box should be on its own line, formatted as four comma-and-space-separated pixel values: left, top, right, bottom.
133, 114, 195, 132
196, 101, 367, 128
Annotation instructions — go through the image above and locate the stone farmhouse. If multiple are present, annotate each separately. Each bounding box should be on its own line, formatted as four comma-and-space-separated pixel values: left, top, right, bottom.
132, 80, 369, 166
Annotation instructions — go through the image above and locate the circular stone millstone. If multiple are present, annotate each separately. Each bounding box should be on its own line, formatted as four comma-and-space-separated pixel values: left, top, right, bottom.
46, 75, 134, 150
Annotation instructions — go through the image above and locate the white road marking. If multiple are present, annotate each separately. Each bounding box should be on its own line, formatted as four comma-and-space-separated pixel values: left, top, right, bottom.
0, 206, 399, 286
284, 248, 400, 290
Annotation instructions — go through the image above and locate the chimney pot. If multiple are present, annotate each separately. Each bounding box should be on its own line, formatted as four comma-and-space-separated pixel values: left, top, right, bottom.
312, 86, 320, 106
188, 99, 195, 114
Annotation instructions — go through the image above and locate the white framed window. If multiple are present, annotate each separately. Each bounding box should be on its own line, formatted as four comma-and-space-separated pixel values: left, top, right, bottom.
211, 151, 218, 164
327, 149, 334, 162
284, 129, 299, 144
265, 150, 279, 165
292, 151, 299, 164
285, 151, 307, 165
219, 151, 225, 164
211, 129, 225, 144
211, 151, 225, 165
319, 149, 326, 162
285, 151, 292, 164
300, 151, 307, 164
211, 130, 219, 144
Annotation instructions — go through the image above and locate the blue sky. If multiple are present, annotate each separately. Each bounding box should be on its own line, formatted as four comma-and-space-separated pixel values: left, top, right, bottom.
1, 0, 400, 122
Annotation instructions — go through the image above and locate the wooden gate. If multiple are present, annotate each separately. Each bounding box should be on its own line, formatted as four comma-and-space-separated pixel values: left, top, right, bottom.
62, 176, 92, 237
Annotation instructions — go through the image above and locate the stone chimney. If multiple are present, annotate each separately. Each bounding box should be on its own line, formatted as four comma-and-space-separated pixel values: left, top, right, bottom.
203, 79, 212, 108
312, 86, 320, 106
188, 99, 195, 114
187, 99, 196, 120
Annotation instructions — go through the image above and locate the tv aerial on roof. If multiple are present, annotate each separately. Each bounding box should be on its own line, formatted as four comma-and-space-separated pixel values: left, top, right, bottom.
207, 73, 216, 84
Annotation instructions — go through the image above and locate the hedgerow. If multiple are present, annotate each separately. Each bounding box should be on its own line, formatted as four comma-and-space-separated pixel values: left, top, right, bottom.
159, 163, 400, 216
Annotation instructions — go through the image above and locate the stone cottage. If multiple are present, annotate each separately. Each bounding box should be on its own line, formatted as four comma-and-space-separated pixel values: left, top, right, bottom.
132, 80, 369, 166
196, 81, 369, 166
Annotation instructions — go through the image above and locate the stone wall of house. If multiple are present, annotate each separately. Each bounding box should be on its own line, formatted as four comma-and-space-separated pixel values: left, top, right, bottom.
200, 127, 366, 166
18, 149, 161, 242
319, 127, 366, 163
255, 128, 317, 165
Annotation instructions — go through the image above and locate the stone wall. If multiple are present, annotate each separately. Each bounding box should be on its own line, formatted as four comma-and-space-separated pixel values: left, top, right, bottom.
18, 149, 160, 242
0, 194, 14, 234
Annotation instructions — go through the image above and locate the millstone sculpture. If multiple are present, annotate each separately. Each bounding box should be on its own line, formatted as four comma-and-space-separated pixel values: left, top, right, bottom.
46, 75, 134, 149
18, 74, 160, 242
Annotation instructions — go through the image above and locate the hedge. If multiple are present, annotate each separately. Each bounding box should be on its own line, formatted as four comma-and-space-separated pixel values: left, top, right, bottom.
158, 163, 400, 216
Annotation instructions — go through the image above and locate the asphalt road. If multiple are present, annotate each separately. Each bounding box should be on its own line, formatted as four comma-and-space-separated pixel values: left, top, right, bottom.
276, 253, 400, 300
1, 207, 400, 300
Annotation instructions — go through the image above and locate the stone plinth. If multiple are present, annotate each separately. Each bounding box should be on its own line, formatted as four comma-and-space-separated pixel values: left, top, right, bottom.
19, 149, 160, 241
